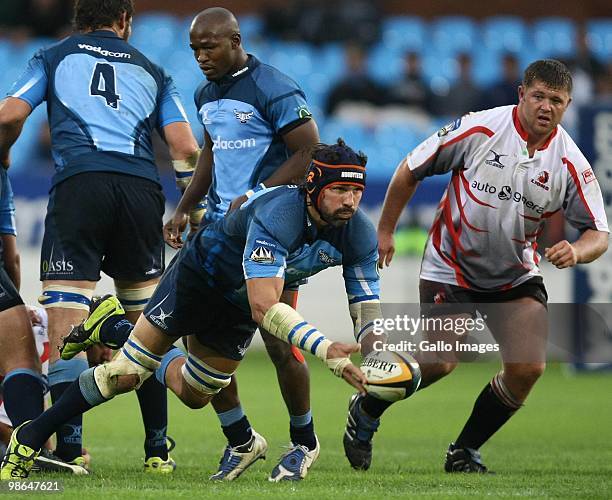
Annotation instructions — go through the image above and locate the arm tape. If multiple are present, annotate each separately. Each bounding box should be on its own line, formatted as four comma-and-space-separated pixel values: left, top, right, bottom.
172, 149, 201, 191
261, 303, 331, 361
349, 299, 382, 342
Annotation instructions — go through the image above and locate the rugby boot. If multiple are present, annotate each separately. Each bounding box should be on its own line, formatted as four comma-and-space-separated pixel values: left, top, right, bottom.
444, 442, 490, 473
210, 430, 267, 481
1, 422, 39, 480
144, 436, 177, 474
268, 436, 320, 482
343, 394, 380, 470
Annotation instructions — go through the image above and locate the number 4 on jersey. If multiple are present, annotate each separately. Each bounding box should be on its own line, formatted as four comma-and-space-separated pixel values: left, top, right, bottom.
90, 63, 121, 109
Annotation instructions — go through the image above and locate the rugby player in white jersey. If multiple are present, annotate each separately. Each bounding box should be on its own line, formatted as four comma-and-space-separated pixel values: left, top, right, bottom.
343, 59, 609, 472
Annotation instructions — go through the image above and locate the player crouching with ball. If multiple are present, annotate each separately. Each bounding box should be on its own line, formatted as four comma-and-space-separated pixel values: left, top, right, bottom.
0, 139, 415, 482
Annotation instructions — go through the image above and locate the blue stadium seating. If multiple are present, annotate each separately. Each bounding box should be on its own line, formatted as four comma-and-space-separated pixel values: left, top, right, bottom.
587, 19, 612, 61
129, 12, 181, 62
533, 17, 577, 58
381, 16, 427, 53
481, 16, 528, 54
430, 16, 478, 55
3, 12, 611, 190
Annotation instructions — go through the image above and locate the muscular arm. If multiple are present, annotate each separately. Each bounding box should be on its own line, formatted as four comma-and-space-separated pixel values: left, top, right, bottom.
0, 234, 20, 290
545, 229, 609, 268
163, 121, 199, 161
263, 119, 320, 187
0, 98, 32, 168
377, 158, 420, 267
247, 276, 365, 390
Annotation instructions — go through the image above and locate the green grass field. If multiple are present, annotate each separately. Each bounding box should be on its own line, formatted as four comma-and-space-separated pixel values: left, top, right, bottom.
18, 352, 612, 498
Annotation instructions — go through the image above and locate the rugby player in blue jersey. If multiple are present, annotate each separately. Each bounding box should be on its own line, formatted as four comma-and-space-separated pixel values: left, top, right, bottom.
1, 140, 393, 482
163, 8, 322, 481
0, 0, 199, 473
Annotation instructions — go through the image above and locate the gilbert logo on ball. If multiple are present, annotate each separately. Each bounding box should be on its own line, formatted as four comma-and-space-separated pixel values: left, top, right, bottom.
360, 350, 421, 402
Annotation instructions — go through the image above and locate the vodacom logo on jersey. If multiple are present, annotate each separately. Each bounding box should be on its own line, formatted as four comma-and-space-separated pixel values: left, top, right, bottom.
212, 135, 257, 150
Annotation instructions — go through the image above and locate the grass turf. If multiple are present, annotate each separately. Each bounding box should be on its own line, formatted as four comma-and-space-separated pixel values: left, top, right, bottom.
17, 351, 612, 498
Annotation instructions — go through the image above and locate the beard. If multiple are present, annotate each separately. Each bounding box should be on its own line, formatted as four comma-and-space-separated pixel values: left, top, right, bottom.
320, 207, 355, 227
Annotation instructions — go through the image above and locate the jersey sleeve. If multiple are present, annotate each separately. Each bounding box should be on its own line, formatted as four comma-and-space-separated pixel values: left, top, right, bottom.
406, 112, 494, 181
7, 50, 48, 109
158, 73, 189, 128
563, 158, 609, 232
243, 217, 289, 280
0, 169, 16, 236
343, 246, 380, 304
264, 73, 312, 135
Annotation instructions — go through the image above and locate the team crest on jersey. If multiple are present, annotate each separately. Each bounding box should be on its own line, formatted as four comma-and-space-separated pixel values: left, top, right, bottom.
234, 109, 254, 123
530, 171, 550, 191
485, 149, 508, 169
250, 246, 275, 264
296, 105, 312, 119
437, 117, 462, 137
582, 168, 596, 184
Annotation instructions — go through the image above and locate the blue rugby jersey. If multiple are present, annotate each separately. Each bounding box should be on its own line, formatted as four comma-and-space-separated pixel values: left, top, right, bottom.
0, 169, 16, 238
8, 30, 188, 187
194, 55, 312, 221
181, 186, 379, 312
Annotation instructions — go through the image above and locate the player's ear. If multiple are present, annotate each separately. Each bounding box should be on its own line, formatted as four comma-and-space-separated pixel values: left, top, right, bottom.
231, 32, 241, 48
518, 85, 525, 102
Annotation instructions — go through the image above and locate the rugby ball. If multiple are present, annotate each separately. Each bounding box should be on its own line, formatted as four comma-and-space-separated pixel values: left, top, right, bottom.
360, 350, 421, 402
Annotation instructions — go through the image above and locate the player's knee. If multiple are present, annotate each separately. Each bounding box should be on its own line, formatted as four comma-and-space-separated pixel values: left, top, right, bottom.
93, 337, 160, 399
179, 355, 233, 409
507, 363, 546, 388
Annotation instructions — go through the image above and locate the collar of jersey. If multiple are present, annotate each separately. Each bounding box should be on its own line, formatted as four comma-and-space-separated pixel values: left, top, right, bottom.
86, 29, 121, 39
512, 105, 558, 151
215, 54, 259, 86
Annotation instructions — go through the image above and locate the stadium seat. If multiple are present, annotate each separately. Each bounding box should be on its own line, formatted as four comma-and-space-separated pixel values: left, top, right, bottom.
237, 14, 263, 45
320, 119, 370, 149
381, 16, 427, 52
481, 16, 528, 54
532, 17, 577, 58
129, 12, 181, 62
367, 43, 405, 83
430, 16, 478, 55
267, 42, 315, 81
586, 19, 612, 62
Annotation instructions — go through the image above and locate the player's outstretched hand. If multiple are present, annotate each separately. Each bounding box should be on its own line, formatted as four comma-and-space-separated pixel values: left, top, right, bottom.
164, 210, 189, 249
228, 193, 248, 213
545, 240, 578, 269
326, 342, 367, 394
377, 229, 395, 269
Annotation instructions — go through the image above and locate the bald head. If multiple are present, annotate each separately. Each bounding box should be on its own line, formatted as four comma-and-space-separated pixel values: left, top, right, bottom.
189, 7, 247, 82
191, 7, 240, 37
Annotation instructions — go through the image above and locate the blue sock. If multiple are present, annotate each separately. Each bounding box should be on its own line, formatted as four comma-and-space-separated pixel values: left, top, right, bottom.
48, 359, 88, 462
19, 368, 103, 452
1, 369, 44, 427
99, 317, 134, 348
136, 377, 169, 460
217, 406, 252, 447
289, 411, 316, 450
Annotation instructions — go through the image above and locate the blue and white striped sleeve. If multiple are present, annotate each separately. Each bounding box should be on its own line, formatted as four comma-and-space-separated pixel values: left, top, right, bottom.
343, 246, 380, 304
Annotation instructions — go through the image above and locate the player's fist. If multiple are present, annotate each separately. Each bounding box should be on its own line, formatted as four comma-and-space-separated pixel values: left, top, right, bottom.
544, 240, 578, 269
377, 229, 395, 269
164, 210, 189, 249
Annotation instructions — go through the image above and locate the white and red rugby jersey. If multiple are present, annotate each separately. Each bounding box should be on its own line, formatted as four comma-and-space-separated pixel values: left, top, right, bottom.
407, 105, 609, 291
